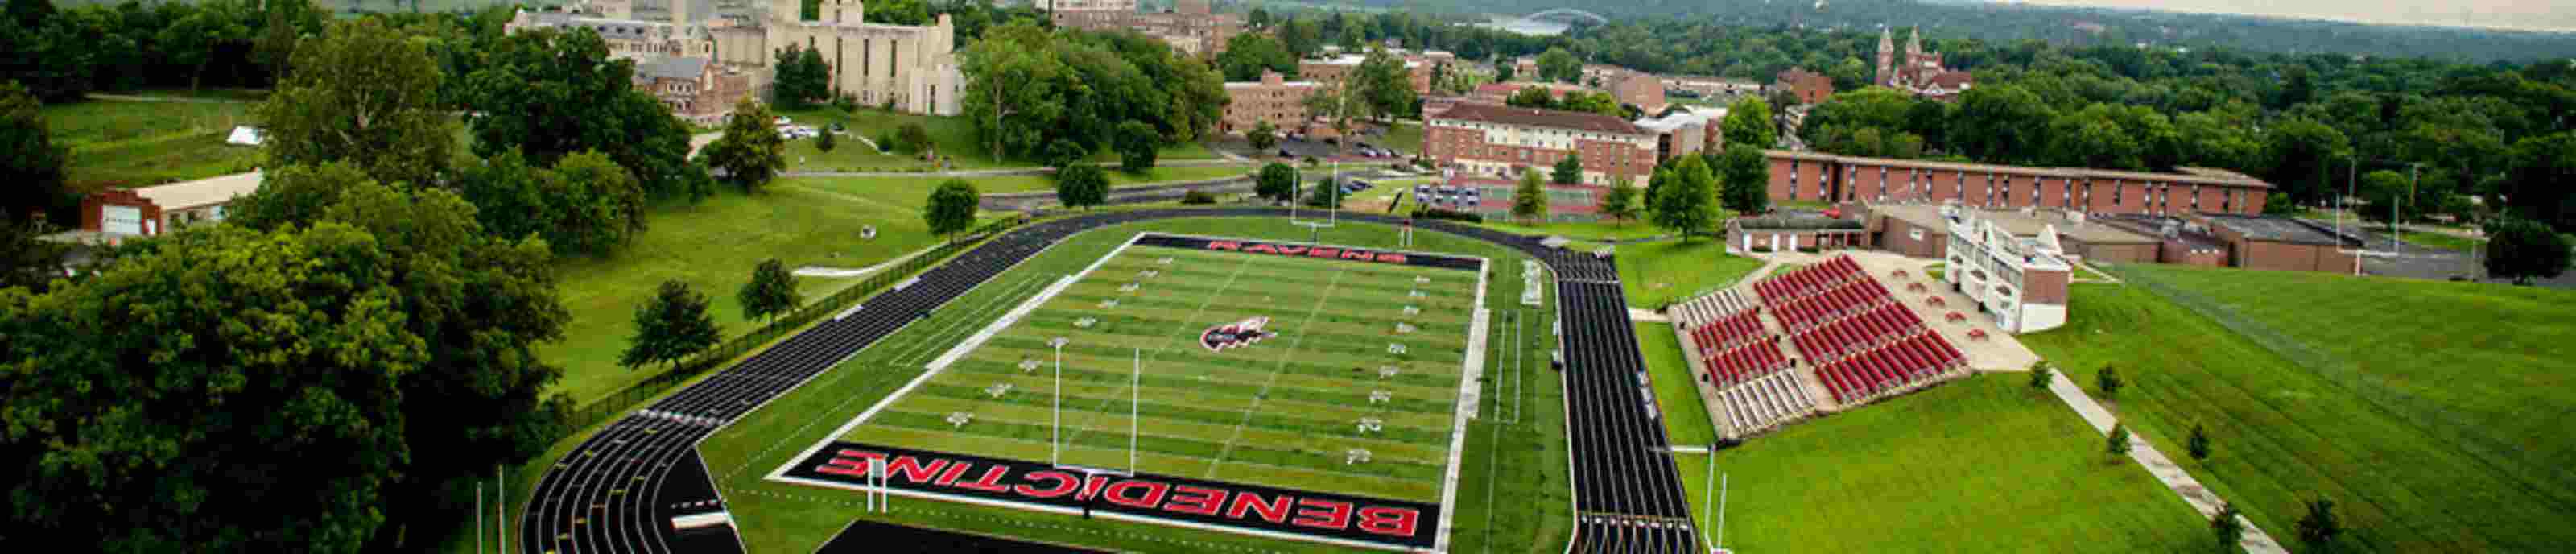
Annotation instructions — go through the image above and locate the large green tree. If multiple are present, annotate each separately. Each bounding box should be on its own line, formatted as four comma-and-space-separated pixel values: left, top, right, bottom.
923, 179, 980, 241
2485, 217, 2571, 285
621, 279, 721, 370
1716, 143, 1772, 214
1257, 163, 1298, 201
0, 81, 68, 225
1536, 47, 1580, 83
1354, 48, 1418, 120
737, 258, 802, 324
1652, 155, 1719, 240
2504, 132, 2576, 230
1512, 169, 1549, 222
772, 43, 831, 110
1552, 153, 1583, 184
701, 96, 787, 192
1599, 176, 1639, 226
258, 18, 458, 188
1216, 32, 1296, 81
1113, 120, 1159, 173
467, 26, 699, 199
1950, 84, 2055, 164
2260, 117, 2351, 205
1055, 163, 1109, 210
1721, 96, 1777, 150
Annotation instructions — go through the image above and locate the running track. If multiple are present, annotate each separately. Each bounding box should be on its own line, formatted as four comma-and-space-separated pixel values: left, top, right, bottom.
517, 209, 1701, 553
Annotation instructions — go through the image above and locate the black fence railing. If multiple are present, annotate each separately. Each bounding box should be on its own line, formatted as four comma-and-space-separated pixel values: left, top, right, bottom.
561, 217, 1020, 432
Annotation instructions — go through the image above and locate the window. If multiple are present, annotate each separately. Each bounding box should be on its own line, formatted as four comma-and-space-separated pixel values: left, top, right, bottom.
1909, 229, 1924, 241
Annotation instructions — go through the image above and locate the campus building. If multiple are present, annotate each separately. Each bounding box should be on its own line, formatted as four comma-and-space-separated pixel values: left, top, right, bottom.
1631, 106, 1727, 161
1047, 0, 1242, 56
1867, 203, 2160, 264
1424, 102, 1657, 185
1773, 68, 1834, 105
1762, 150, 2274, 217
1876, 27, 1974, 101
512, 0, 966, 117
79, 172, 262, 243
634, 56, 757, 126
1298, 52, 1435, 95
2093, 213, 2365, 273
1939, 206, 2071, 333
1218, 70, 1320, 135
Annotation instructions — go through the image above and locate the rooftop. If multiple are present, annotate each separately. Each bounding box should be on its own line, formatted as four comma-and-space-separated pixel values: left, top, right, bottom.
136, 171, 264, 210
1761, 149, 2273, 189
2198, 213, 2360, 246
1632, 106, 1725, 133
1433, 103, 1645, 135
638, 56, 709, 81
1872, 203, 2156, 245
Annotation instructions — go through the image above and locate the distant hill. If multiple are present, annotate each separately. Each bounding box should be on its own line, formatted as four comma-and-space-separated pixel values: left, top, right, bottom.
1360, 0, 2576, 61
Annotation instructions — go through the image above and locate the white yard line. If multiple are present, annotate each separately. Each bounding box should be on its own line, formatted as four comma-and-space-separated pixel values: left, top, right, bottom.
1434, 306, 1493, 553
1203, 267, 1350, 478
1053, 250, 1265, 450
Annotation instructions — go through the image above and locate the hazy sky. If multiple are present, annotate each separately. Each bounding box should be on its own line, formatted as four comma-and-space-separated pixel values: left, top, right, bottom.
2010, 0, 2576, 32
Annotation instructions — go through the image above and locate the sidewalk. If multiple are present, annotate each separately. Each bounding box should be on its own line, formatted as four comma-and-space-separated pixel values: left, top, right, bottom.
2045, 372, 2288, 554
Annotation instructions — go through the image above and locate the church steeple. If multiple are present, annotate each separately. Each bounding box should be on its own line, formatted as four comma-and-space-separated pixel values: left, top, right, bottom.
1907, 27, 1923, 60
1875, 27, 1895, 87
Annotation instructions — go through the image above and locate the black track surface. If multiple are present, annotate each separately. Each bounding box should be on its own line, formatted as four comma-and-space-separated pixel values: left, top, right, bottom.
516, 208, 1699, 553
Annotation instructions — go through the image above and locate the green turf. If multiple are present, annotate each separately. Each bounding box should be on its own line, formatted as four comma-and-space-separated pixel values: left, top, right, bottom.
540, 180, 956, 404
1636, 323, 1719, 447
2017, 263, 2576, 552
1616, 238, 1766, 309
774, 107, 1221, 172
43, 95, 264, 190
1473, 218, 1669, 242
843, 243, 1481, 502
1380, 122, 1424, 154
1670, 378, 2210, 553
2392, 230, 2487, 254
785, 166, 1253, 197
695, 216, 1573, 553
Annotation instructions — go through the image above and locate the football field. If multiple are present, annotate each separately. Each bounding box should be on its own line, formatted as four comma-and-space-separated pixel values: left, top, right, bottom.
772, 233, 1490, 548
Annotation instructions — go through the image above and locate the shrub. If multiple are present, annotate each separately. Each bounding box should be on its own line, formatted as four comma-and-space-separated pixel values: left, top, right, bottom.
2029, 363, 2054, 390
1412, 207, 1483, 223
1181, 189, 1216, 205
2097, 364, 2124, 399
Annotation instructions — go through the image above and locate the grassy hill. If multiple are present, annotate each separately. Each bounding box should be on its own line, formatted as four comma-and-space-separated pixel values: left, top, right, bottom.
2018, 265, 2576, 552
1672, 378, 2209, 553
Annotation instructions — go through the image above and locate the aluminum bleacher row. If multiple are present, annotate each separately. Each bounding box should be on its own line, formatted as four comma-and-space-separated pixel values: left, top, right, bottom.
1754, 255, 1968, 406
1669, 288, 1817, 437
1715, 370, 1815, 436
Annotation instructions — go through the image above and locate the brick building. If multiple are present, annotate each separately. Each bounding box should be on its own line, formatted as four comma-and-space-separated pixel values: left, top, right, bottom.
1867, 203, 2160, 264
1218, 70, 1319, 135
1876, 27, 1975, 101
634, 56, 755, 126
1631, 106, 1726, 161
1048, 0, 1241, 56
1773, 68, 1834, 105
1425, 103, 1657, 186
1763, 150, 2273, 217
1941, 208, 2071, 333
80, 172, 262, 243
1298, 52, 1434, 95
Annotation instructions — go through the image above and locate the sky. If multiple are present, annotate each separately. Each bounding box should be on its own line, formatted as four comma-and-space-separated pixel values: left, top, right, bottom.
2007, 0, 2576, 32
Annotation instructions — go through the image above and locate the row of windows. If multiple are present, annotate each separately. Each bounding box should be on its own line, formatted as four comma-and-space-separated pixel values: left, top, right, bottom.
1778, 160, 2245, 213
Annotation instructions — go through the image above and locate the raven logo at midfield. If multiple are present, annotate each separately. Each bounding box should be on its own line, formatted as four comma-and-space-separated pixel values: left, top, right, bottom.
1199, 316, 1276, 352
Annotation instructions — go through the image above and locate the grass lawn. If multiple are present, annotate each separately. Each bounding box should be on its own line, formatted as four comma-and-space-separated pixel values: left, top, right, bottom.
43, 95, 264, 190
774, 107, 1221, 171
1670, 378, 2209, 553
1636, 323, 1718, 447
539, 178, 964, 404
791, 165, 1254, 196
1473, 219, 1668, 241
1616, 238, 1766, 309
696, 217, 1574, 553
2392, 230, 2487, 254
1381, 122, 1424, 154
2018, 266, 2576, 552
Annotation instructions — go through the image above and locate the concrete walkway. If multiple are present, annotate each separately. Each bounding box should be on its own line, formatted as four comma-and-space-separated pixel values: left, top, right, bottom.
1626, 308, 1669, 323
792, 243, 940, 278
2045, 372, 2287, 554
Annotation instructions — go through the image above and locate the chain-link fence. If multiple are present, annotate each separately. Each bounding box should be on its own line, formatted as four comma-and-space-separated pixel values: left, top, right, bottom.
561, 217, 1020, 432
2107, 263, 2567, 499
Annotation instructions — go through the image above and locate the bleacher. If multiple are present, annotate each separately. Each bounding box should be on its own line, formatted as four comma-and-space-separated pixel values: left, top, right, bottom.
1714, 370, 1816, 436
1670, 288, 1821, 437
1755, 255, 1969, 405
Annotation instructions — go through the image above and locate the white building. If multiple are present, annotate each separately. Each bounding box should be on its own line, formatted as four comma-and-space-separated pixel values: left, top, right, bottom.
1942, 205, 2072, 333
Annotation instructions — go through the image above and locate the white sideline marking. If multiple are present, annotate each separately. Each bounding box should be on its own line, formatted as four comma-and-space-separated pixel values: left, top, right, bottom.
832, 302, 866, 321
891, 276, 920, 291
769, 475, 1421, 552
1434, 304, 1492, 554
921, 275, 1077, 372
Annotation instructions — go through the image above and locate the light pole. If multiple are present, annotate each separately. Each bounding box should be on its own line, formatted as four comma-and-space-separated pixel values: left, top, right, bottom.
1050, 337, 1070, 467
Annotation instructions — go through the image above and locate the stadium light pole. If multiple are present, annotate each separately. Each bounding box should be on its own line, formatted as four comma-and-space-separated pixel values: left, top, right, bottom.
1051, 337, 1071, 467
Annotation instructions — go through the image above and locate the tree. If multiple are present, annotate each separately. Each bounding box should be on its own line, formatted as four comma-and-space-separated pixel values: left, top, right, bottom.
1722, 97, 1777, 150
2029, 364, 2055, 390
2503, 132, 2576, 230
1513, 169, 1550, 223
773, 44, 830, 110
2297, 497, 2343, 552
2107, 423, 2134, 458
2260, 118, 2351, 205
544, 151, 648, 256
1506, 86, 1558, 110
469, 26, 699, 199
1042, 139, 1090, 171
1354, 48, 1418, 120
1247, 120, 1278, 152
1055, 163, 1109, 210
1216, 33, 1295, 81
179, 170, 572, 549
0, 81, 68, 225
815, 127, 837, 152
923, 179, 979, 241
898, 122, 932, 155
1642, 167, 1670, 217
1536, 47, 1579, 83
1652, 156, 1719, 240
863, 0, 929, 25
1552, 153, 1583, 184
2213, 502, 2247, 553
2188, 424, 2213, 461
1717, 144, 1772, 214
1951, 84, 2056, 164
1599, 177, 1639, 225
959, 25, 1063, 161
2486, 217, 2571, 285
1246, 7, 1269, 28
738, 258, 802, 324
1257, 163, 1298, 201
258, 19, 458, 188
1114, 120, 1159, 173
1302, 175, 1344, 209
2357, 169, 2411, 225
156, 10, 249, 92
702, 96, 786, 192
2097, 364, 2124, 399
1558, 91, 1622, 117
621, 279, 722, 370
1305, 81, 1364, 153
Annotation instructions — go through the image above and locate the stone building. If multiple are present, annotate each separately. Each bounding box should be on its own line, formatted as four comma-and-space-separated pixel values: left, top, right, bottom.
1048, 0, 1242, 56
1219, 70, 1320, 135
509, 0, 964, 117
